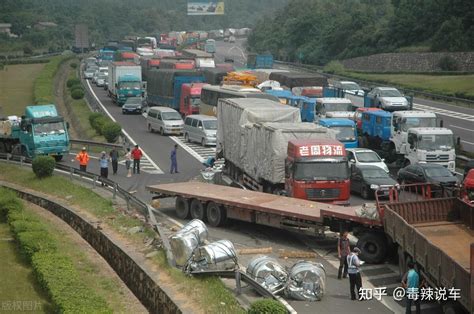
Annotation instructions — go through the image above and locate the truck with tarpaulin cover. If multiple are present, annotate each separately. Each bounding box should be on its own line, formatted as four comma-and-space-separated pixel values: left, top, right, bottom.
0, 105, 69, 161
217, 98, 350, 205
146, 69, 205, 112
108, 62, 143, 105
269, 72, 328, 89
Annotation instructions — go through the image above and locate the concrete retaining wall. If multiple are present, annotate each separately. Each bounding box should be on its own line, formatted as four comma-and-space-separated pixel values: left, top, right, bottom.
340, 52, 474, 72
0, 182, 185, 314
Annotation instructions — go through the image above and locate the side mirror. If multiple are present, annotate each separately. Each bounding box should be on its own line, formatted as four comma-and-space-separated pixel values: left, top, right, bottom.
381, 158, 385, 162
350, 159, 355, 163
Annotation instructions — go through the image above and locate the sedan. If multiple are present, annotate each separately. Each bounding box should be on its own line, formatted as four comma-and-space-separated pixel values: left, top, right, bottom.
397, 163, 459, 192
366, 87, 409, 111
122, 97, 143, 114
347, 148, 389, 173
351, 165, 398, 199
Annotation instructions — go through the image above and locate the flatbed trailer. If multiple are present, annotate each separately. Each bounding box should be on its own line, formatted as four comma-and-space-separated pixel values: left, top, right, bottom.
384, 197, 473, 313
147, 181, 383, 246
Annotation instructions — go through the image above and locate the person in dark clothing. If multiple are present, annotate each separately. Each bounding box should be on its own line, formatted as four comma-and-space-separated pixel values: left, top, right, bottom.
170, 144, 178, 174
109, 148, 119, 175
347, 247, 363, 300
337, 230, 351, 279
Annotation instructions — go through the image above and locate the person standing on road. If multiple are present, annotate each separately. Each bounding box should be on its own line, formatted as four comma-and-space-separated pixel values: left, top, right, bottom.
99, 151, 109, 187
131, 145, 142, 174
347, 247, 363, 300
124, 147, 132, 177
170, 144, 179, 174
337, 230, 351, 279
401, 262, 421, 314
109, 148, 119, 175
75, 147, 90, 172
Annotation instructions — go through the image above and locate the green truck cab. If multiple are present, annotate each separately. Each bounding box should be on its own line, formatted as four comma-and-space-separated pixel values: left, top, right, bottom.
0, 105, 70, 161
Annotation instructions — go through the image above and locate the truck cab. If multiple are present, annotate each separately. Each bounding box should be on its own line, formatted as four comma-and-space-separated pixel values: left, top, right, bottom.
317, 118, 358, 148
265, 89, 293, 105
315, 98, 353, 121
286, 139, 350, 205
402, 128, 456, 171
390, 111, 437, 153
180, 83, 207, 116
117, 75, 142, 105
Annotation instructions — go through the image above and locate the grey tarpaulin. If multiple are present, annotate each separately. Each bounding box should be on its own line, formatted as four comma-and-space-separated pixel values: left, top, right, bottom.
147, 69, 202, 97
269, 72, 328, 88
202, 68, 228, 85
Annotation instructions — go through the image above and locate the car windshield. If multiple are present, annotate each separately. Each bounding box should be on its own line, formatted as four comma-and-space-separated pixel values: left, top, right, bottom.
190, 97, 201, 107
341, 83, 360, 90
356, 151, 381, 162
324, 103, 352, 112
203, 120, 217, 130
33, 122, 65, 135
400, 117, 436, 132
417, 134, 454, 151
294, 161, 349, 181
162, 112, 182, 120
425, 167, 453, 178
333, 126, 356, 141
362, 168, 389, 178
125, 98, 142, 105
379, 89, 402, 97
120, 82, 141, 90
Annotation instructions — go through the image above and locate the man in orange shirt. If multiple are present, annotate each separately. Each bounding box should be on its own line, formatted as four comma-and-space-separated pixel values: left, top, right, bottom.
76, 147, 90, 172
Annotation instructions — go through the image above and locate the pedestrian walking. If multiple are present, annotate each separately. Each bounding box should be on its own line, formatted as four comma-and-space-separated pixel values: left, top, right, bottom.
131, 145, 142, 174
347, 247, 363, 300
337, 230, 351, 279
109, 148, 119, 175
170, 144, 178, 174
401, 262, 421, 314
99, 151, 109, 186
75, 147, 90, 172
124, 147, 132, 177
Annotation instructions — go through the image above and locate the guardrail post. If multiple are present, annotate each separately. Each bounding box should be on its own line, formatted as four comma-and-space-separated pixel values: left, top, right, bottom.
126, 196, 130, 212
113, 183, 117, 199
70, 167, 73, 180
20, 156, 24, 166
6, 153, 10, 163
92, 175, 96, 188
235, 270, 242, 295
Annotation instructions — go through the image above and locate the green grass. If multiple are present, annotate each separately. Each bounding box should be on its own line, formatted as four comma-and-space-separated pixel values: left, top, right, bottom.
0, 223, 52, 313
345, 72, 474, 99
34, 55, 73, 105
0, 63, 46, 116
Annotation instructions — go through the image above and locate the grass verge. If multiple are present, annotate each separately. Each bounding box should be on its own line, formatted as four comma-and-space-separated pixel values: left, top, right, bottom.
0, 63, 46, 115
0, 163, 244, 313
0, 188, 112, 313
34, 54, 74, 105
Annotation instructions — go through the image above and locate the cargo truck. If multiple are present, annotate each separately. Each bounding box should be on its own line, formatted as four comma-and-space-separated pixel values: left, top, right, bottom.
146, 69, 205, 112
181, 49, 215, 68
360, 110, 455, 170
217, 98, 350, 204
0, 105, 69, 161
247, 54, 274, 69
108, 62, 143, 106
269, 72, 328, 89
317, 118, 358, 149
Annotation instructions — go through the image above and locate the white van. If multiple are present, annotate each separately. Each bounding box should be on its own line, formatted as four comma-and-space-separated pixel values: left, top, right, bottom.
146, 107, 184, 135
183, 115, 217, 146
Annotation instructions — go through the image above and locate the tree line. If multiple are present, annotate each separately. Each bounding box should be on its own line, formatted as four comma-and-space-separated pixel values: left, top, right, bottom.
247, 0, 474, 65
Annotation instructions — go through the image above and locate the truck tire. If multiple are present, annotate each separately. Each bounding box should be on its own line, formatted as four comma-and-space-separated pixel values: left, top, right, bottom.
175, 196, 190, 219
206, 202, 227, 227
357, 232, 387, 264
54, 155, 63, 162
160, 128, 165, 136
190, 199, 206, 221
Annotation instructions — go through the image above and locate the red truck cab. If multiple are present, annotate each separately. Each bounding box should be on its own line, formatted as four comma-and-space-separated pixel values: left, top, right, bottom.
286, 139, 350, 205
180, 83, 207, 116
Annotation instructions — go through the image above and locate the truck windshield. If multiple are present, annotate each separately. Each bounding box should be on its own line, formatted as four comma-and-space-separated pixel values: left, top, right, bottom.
324, 103, 352, 112
162, 112, 182, 120
120, 82, 141, 90
203, 120, 217, 130
190, 97, 201, 107
294, 161, 349, 181
417, 134, 454, 151
33, 122, 65, 135
401, 117, 436, 131
332, 126, 356, 142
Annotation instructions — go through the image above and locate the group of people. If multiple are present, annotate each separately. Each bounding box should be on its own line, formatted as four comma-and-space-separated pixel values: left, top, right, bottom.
337, 231, 423, 313
75, 144, 181, 181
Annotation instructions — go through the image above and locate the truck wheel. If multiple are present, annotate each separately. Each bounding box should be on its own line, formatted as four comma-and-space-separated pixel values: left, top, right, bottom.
160, 128, 165, 136
184, 133, 190, 142
175, 196, 190, 219
206, 202, 227, 227
357, 232, 387, 264
53, 155, 63, 162
190, 199, 206, 221
361, 186, 370, 199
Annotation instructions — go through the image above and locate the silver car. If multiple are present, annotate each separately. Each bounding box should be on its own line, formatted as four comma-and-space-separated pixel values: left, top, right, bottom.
183, 115, 217, 146
146, 107, 184, 135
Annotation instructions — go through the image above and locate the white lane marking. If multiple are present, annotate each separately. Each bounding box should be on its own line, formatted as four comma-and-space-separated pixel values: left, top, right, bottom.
413, 103, 474, 121
169, 136, 206, 163
448, 124, 474, 132
85, 80, 164, 174
461, 140, 474, 146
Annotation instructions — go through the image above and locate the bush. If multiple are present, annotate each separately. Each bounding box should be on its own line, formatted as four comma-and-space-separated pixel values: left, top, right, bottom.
438, 55, 459, 71
71, 88, 85, 99
17, 231, 56, 260
70, 62, 78, 69
32, 156, 55, 178
324, 60, 345, 74
102, 121, 122, 143
66, 78, 81, 88
248, 299, 287, 314
0, 188, 22, 221
10, 220, 47, 234
88, 112, 103, 127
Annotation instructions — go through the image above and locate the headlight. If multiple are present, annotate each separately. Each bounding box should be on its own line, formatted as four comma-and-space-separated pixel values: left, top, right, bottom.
370, 184, 380, 190
395, 183, 400, 189
383, 165, 389, 172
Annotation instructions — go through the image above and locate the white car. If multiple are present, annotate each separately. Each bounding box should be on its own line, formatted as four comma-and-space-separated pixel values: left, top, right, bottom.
346, 148, 389, 173
333, 81, 365, 96
367, 87, 409, 111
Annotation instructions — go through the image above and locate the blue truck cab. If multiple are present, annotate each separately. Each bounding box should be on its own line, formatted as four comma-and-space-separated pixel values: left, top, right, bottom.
288, 96, 316, 122
264, 89, 293, 105
361, 110, 392, 141
317, 118, 358, 148
323, 87, 345, 98
118, 74, 142, 104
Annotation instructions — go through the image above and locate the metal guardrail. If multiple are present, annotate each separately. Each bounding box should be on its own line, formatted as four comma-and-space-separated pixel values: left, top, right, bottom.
70, 139, 124, 152
274, 60, 474, 108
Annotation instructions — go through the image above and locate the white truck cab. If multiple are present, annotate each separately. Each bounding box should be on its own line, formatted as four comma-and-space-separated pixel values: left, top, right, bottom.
390, 111, 437, 152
